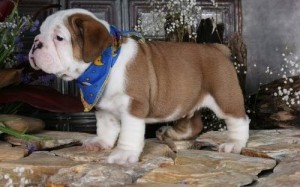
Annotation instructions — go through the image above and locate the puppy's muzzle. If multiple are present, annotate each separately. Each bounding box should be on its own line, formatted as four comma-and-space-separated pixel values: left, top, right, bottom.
29, 39, 43, 70
31, 40, 43, 54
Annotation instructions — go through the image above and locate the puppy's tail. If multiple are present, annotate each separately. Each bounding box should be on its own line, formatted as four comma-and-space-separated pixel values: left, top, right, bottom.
213, 44, 231, 58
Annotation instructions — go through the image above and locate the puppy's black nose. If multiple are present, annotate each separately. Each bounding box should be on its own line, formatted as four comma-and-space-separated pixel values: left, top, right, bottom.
36, 42, 43, 49
31, 41, 43, 54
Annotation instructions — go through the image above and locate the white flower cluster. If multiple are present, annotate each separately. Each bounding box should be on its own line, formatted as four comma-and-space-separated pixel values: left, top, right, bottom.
262, 47, 300, 107
202, 109, 227, 131
135, 0, 216, 41
233, 56, 247, 75
274, 87, 300, 107
0, 167, 33, 187
0, 22, 17, 29
263, 48, 300, 80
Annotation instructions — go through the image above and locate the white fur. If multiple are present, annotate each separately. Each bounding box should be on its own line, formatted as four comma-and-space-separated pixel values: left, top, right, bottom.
146, 107, 182, 123
200, 94, 226, 118
220, 117, 250, 153
200, 94, 250, 153
107, 112, 145, 164
93, 39, 147, 163
83, 110, 120, 149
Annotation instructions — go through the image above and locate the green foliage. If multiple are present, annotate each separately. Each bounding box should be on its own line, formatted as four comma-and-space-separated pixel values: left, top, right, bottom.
0, 2, 33, 68
0, 118, 52, 142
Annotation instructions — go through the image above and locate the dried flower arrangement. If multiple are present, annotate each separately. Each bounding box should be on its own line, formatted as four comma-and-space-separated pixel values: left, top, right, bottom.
135, 0, 217, 42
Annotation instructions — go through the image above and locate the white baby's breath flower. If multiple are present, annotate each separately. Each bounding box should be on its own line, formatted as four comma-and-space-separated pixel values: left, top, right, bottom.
4, 174, 10, 179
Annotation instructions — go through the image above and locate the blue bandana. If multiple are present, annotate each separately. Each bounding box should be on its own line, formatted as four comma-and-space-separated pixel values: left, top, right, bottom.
76, 26, 144, 112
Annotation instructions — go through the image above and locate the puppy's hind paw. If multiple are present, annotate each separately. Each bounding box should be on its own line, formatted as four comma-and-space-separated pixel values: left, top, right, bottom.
82, 137, 113, 151
156, 126, 172, 141
107, 148, 141, 165
218, 142, 245, 154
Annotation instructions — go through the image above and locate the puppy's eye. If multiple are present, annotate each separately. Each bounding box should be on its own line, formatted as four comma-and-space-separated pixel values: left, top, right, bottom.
56, 35, 63, 41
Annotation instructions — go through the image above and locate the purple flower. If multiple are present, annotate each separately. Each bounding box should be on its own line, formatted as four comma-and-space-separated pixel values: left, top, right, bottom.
33, 20, 40, 26
17, 42, 24, 49
15, 54, 28, 63
37, 74, 55, 86
30, 20, 40, 33
15, 36, 20, 44
21, 73, 32, 84
26, 143, 37, 154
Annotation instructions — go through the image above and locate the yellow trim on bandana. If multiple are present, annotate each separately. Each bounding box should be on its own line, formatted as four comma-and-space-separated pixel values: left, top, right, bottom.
94, 56, 103, 66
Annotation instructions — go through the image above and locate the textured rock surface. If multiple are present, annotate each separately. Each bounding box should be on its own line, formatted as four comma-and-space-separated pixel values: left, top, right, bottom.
0, 143, 28, 161
47, 155, 175, 187
47, 140, 174, 186
176, 150, 276, 175
138, 150, 276, 186
0, 130, 300, 186
51, 139, 176, 163
5, 131, 95, 150
0, 152, 83, 186
52, 146, 111, 162
138, 164, 255, 186
196, 129, 300, 160
47, 164, 135, 187
255, 154, 300, 187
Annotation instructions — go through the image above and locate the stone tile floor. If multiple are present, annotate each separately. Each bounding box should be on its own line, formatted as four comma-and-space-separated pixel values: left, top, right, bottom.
0, 129, 299, 186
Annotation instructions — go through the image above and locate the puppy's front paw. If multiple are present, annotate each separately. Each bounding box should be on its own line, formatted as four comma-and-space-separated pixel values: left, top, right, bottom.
83, 137, 113, 151
218, 141, 246, 154
107, 148, 141, 165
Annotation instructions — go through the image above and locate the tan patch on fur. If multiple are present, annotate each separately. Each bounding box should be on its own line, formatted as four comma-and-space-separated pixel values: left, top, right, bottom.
156, 111, 203, 140
126, 41, 246, 120
173, 111, 203, 139
66, 14, 112, 62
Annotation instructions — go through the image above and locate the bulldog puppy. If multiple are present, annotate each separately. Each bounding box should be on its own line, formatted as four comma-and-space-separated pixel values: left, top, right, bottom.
29, 9, 250, 165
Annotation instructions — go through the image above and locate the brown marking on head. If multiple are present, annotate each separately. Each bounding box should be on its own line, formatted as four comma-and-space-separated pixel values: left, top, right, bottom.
66, 13, 112, 62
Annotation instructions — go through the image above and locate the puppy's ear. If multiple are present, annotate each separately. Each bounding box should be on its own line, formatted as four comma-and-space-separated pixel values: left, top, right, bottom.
67, 14, 112, 62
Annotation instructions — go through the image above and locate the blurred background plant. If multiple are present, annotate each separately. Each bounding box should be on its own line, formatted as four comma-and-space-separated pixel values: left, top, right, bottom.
135, 0, 218, 42
0, 1, 82, 138
0, 1, 75, 115
0, 0, 33, 68
0, 0, 35, 115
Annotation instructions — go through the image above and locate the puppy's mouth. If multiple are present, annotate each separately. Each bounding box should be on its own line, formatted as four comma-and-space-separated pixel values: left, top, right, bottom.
30, 57, 40, 70
31, 57, 37, 66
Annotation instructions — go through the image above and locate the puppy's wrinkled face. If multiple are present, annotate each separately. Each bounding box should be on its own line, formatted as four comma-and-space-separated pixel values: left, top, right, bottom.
28, 9, 111, 81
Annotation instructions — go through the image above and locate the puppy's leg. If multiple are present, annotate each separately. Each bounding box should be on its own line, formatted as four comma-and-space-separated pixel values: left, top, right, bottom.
219, 116, 250, 153
107, 111, 145, 165
83, 110, 120, 151
203, 94, 249, 154
156, 112, 203, 141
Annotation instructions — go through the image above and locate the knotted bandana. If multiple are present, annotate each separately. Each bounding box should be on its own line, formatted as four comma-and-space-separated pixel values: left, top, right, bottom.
76, 26, 144, 112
